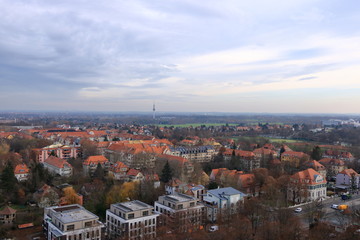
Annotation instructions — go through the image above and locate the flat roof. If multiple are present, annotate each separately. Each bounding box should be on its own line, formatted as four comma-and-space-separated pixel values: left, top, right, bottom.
50, 205, 98, 224
164, 194, 194, 203
114, 200, 153, 212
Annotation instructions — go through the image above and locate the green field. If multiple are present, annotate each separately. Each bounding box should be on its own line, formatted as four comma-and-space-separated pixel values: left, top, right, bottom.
156, 123, 238, 128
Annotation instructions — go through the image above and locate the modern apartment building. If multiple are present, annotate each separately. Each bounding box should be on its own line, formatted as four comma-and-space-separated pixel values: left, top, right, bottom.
35, 143, 81, 163
43, 204, 104, 240
106, 200, 158, 240
154, 193, 205, 233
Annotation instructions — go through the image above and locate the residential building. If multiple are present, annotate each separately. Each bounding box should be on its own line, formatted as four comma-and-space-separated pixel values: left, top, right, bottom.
0, 206, 16, 224
33, 184, 60, 208
222, 149, 259, 171
323, 150, 354, 162
281, 151, 310, 167
166, 145, 217, 163
43, 156, 73, 177
43, 204, 104, 240
35, 143, 80, 163
319, 158, 347, 178
335, 169, 360, 191
303, 160, 327, 179
165, 180, 206, 201
288, 168, 327, 203
109, 161, 129, 180
106, 200, 158, 240
157, 154, 194, 181
83, 155, 110, 175
203, 187, 246, 222
126, 169, 144, 182
154, 193, 205, 233
14, 163, 30, 181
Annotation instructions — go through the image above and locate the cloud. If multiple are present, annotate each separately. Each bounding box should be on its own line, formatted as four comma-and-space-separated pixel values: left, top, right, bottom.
0, 0, 360, 112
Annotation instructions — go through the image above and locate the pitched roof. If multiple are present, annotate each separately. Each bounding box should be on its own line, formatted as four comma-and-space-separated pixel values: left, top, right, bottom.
44, 156, 72, 169
127, 168, 141, 176
291, 168, 327, 185
14, 164, 30, 174
339, 168, 359, 177
319, 158, 345, 166
83, 155, 108, 165
110, 161, 129, 173
223, 149, 255, 158
238, 173, 255, 188
0, 206, 16, 215
303, 160, 325, 170
282, 151, 308, 158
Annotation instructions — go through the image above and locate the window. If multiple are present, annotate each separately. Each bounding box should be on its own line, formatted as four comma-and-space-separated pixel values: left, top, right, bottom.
178, 204, 183, 210
128, 213, 134, 219
190, 202, 195, 207
85, 221, 92, 227
67, 224, 75, 231
143, 211, 149, 216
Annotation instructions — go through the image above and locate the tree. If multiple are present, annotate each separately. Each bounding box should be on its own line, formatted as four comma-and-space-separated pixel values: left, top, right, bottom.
93, 163, 104, 179
1, 164, 17, 192
208, 181, 218, 190
160, 161, 173, 183
311, 146, 322, 160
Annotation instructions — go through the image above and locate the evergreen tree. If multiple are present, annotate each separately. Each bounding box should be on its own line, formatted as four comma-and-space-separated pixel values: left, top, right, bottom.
208, 181, 218, 190
160, 161, 173, 183
1, 164, 17, 192
93, 163, 104, 179
311, 146, 322, 160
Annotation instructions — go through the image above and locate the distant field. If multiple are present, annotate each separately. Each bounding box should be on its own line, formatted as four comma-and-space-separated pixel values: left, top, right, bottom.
156, 123, 238, 127
232, 136, 306, 143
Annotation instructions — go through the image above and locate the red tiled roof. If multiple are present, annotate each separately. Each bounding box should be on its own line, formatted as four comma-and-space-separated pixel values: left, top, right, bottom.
223, 149, 255, 158
127, 168, 140, 176
44, 156, 72, 169
83, 155, 108, 165
291, 168, 327, 185
0, 206, 16, 215
319, 158, 345, 166
339, 168, 359, 177
282, 151, 308, 158
111, 161, 129, 173
303, 160, 325, 170
14, 164, 30, 174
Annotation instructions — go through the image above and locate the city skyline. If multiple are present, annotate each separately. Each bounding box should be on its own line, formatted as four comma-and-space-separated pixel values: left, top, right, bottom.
1, 0, 360, 113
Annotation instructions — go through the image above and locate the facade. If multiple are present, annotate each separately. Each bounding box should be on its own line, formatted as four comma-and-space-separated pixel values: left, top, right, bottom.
319, 158, 347, 178
203, 187, 246, 222
109, 161, 129, 180
281, 151, 310, 167
36, 143, 80, 163
323, 150, 354, 161
303, 160, 327, 179
154, 193, 205, 233
222, 149, 259, 171
43, 156, 73, 177
83, 155, 110, 175
335, 169, 360, 191
288, 168, 327, 203
106, 200, 158, 240
14, 163, 30, 181
0, 206, 16, 224
167, 145, 216, 163
43, 204, 104, 240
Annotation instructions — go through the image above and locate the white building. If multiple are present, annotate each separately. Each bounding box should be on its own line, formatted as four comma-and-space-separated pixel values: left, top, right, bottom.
288, 168, 327, 203
43, 156, 73, 177
203, 187, 246, 222
335, 168, 360, 191
106, 200, 158, 240
154, 193, 205, 233
14, 164, 30, 182
43, 204, 104, 240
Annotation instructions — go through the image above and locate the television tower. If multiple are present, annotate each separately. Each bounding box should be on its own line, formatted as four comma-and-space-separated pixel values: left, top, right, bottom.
153, 102, 156, 120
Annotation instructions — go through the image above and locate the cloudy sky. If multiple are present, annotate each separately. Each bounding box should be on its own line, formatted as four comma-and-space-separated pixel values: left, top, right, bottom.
1, 0, 360, 113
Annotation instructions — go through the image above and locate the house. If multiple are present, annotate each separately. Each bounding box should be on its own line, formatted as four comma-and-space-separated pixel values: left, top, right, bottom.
157, 154, 194, 181
126, 169, 144, 182
319, 158, 347, 178
14, 163, 30, 181
165, 180, 206, 201
0, 206, 16, 224
144, 173, 161, 189
335, 169, 360, 191
33, 184, 60, 208
288, 168, 327, 203
43, 156, 73, 177
106, 200, 159, 240
203, 187, 246, 222
154, 193, 205, 233
43, 204, 104, 240
109, 161, 129, 180
303, 160, 327, 179
83, 155, 110, 175
222, 149, 259, 171
281, 151, 310, 167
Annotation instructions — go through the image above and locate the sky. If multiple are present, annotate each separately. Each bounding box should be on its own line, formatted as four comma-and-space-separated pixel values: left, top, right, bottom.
1, 0, 360, 113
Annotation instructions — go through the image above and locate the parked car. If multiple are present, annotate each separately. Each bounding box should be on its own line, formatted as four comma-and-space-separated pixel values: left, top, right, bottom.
209, 225, 219, 232
294, 208, 302, 213
331, 204, 339, 209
